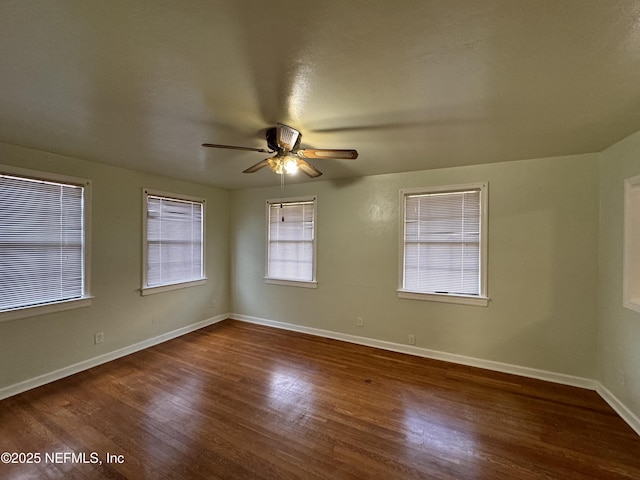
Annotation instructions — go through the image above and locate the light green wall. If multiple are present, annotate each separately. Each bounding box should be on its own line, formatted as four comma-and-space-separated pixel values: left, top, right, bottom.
0, 139, 612, 394
599, 131, 640, 419
0, 142, 230, 389
231, 153, 600, 377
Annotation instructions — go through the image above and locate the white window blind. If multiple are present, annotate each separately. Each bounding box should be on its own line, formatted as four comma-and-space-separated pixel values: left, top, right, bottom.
403, 189, 482, 296
267, 199, 315, 283
0, 173, 85, 311
145, 193, 204, 289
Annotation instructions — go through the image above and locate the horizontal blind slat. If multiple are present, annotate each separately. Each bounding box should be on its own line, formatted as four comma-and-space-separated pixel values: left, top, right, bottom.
145, 195, 204, 288
268, 201, 314, 282
0, 174, 85, 311
404, 190, 481, 296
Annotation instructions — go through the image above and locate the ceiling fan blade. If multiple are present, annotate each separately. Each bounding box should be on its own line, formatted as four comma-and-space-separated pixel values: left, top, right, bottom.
276, 124, 301, 151
296, 149, 358, 160
202, 143, 272, 153
296, 159, 323, 178
242, 159, 270, 173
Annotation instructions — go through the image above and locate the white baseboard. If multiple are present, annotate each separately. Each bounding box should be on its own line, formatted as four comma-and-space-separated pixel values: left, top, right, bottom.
596, 384, 640, 437
231, 313, 597, 389
231, 313, 640, 437
0, 313, 229, 401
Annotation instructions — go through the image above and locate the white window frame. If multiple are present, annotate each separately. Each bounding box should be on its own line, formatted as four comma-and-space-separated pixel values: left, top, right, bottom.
141, 189, 206, 296
265, 195, 317, 289
623, 174, 640, 313
0, 164, 92, 322
398, 182, 489, 306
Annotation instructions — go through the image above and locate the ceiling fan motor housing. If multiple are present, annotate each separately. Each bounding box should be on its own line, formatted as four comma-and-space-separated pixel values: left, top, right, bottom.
266, 126, 301, 152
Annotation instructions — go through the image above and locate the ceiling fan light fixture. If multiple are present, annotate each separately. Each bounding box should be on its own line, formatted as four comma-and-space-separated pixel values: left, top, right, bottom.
267, 155, 299, 175
267, 157, 283, 174
283, 156, 299, 174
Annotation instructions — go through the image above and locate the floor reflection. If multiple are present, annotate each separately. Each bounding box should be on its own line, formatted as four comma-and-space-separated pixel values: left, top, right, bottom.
401, 395, 478, 461
268, 367, 314, 417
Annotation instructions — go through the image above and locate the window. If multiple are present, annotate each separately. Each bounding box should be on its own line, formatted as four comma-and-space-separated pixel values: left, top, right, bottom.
266, 196, 317, 288
624, 174, 640, 313
399, 183, 488, 306
0, 165, 91, 321
142, 189, 206, 295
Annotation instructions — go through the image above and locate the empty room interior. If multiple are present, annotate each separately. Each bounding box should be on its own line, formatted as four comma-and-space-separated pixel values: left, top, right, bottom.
1, 1, 640, 479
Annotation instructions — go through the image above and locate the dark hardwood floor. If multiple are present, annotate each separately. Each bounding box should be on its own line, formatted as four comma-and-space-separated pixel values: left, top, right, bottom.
1, 319, 639, 479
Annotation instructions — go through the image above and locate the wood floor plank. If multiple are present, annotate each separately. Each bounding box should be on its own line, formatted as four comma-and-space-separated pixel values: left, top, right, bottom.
1, 319, 639, 479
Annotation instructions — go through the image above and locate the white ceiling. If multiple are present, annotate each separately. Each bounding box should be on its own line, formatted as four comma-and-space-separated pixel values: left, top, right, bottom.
1, 1, 640, 189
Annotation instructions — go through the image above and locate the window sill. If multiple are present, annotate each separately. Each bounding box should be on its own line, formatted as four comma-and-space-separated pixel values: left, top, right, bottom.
0, 297, 93, 323
397, 290, 489, 306
141, 278, 207, 296
265, 278, 318, 289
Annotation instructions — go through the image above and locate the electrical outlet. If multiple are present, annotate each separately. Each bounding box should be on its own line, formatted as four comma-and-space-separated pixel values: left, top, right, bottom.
617, 369, 625, 386
408, 334, 416, 345
356, 316, 364, 327
94, 332, 104, 344
211, 300, 217, 308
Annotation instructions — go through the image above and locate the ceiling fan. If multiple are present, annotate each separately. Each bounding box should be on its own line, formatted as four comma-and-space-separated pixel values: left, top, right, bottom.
202, 123, 358, 178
